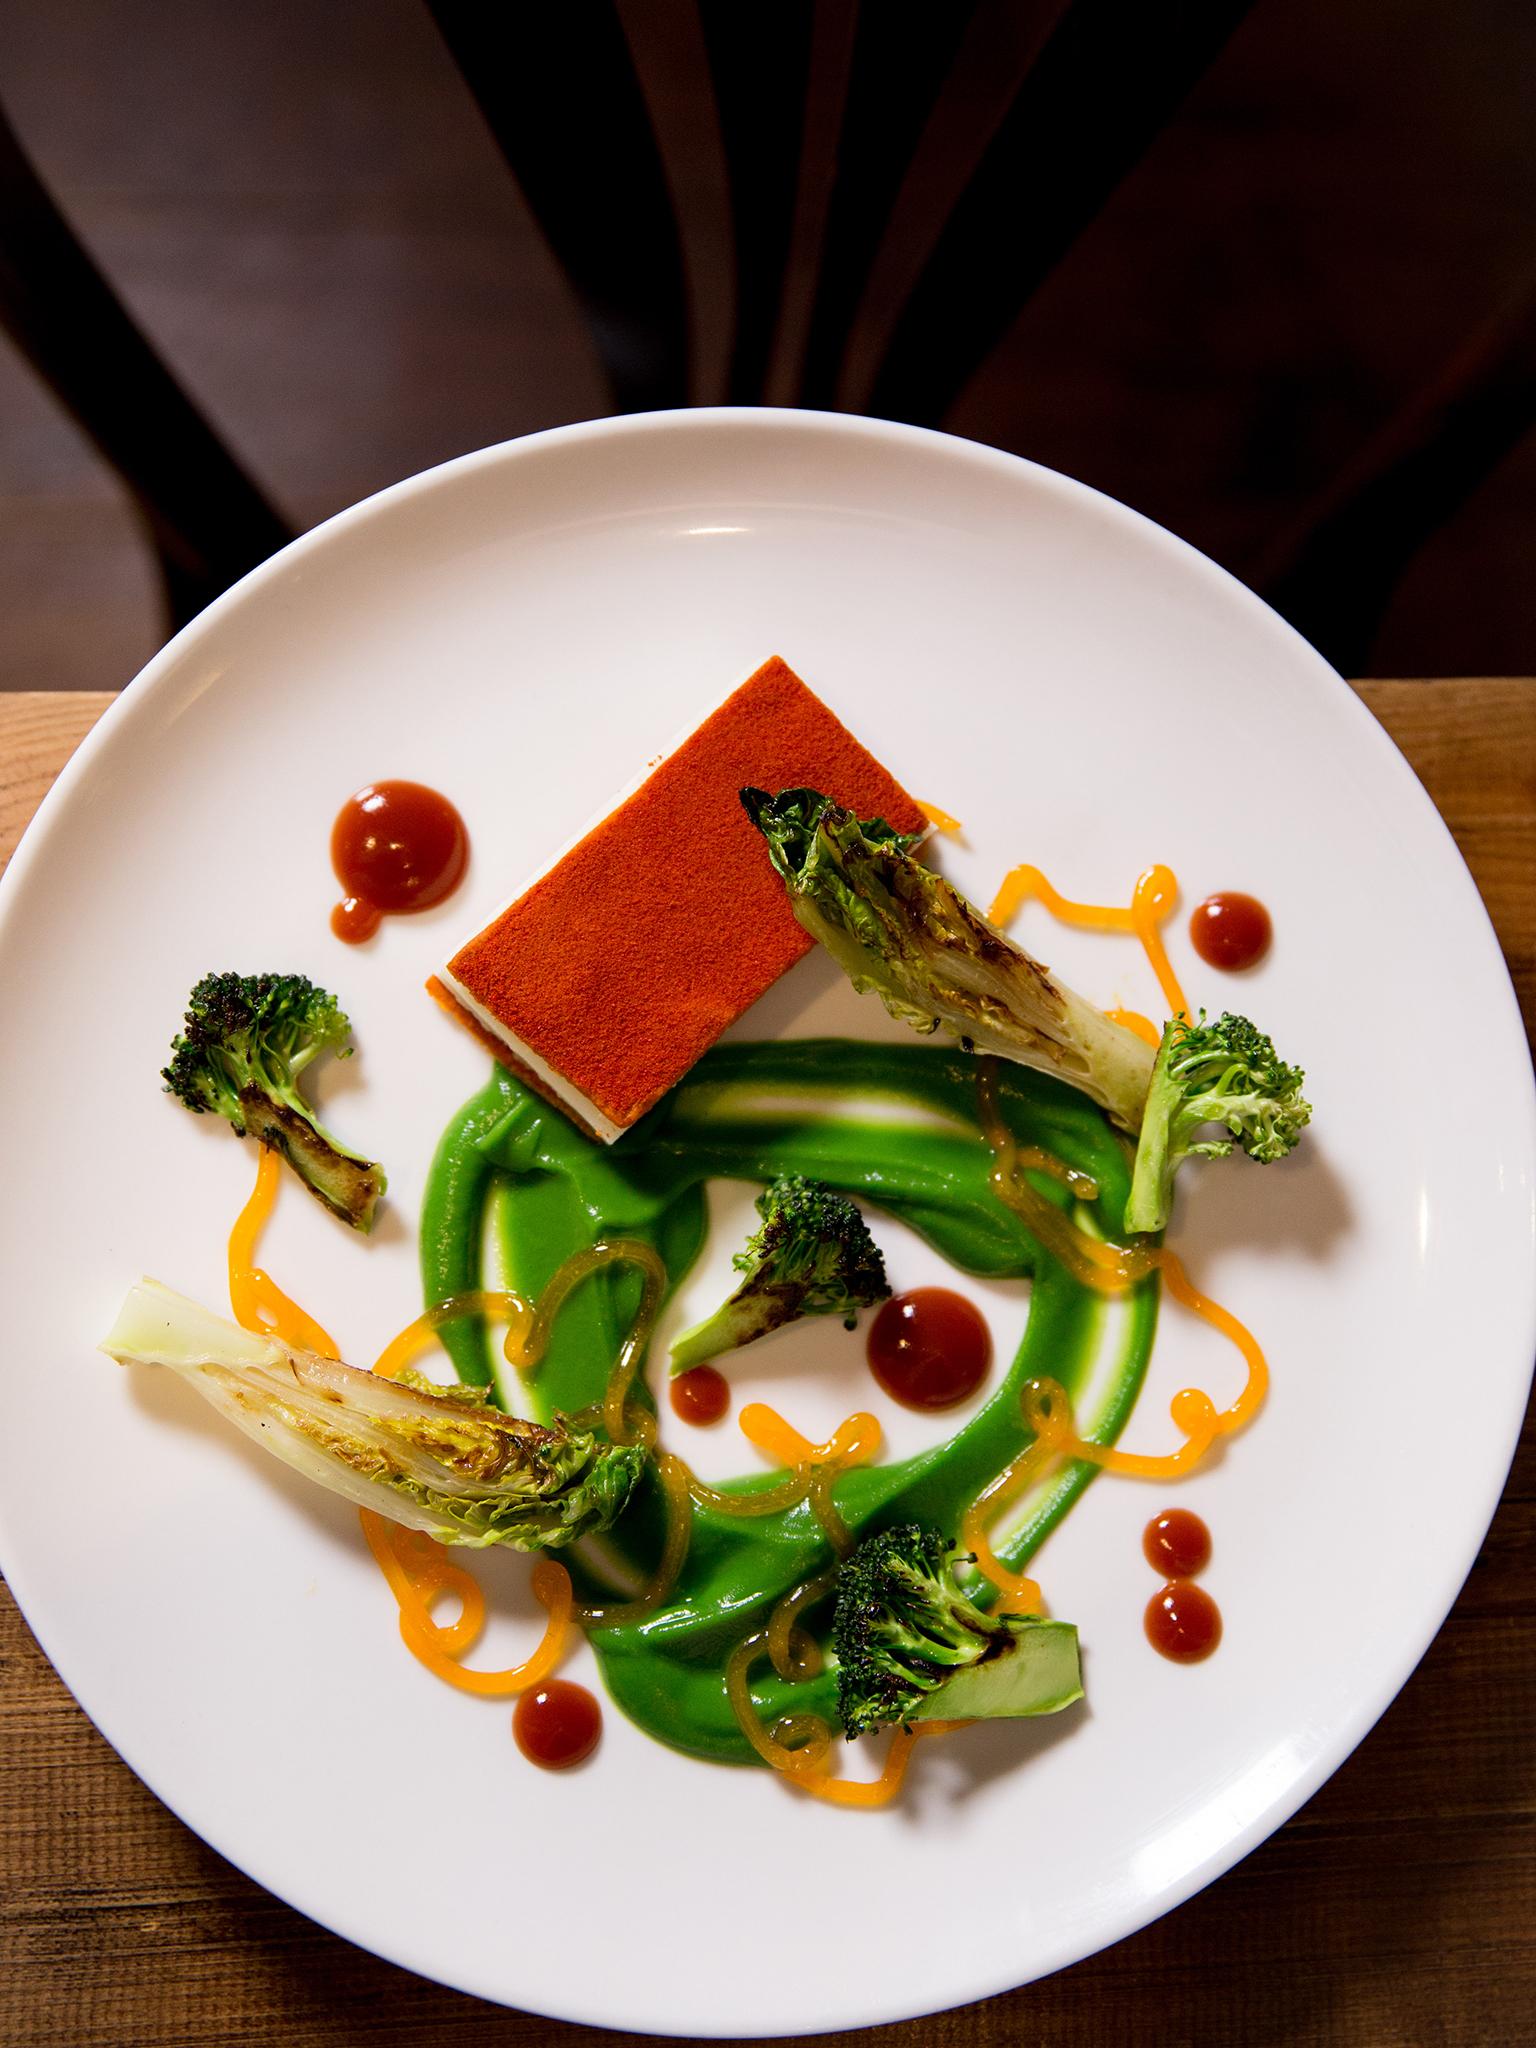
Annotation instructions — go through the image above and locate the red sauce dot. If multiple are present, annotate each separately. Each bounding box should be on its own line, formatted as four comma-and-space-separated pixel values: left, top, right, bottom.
866, 1288, 991, 1411
330, 896, 382, 943
1189, 892, 1272, 972
330, 780, 468, 943
1145, 1579, 1222, 1662
513, 1680, 601, 1769
1143, 1509, 1212, 1578
671, 1364, 729, 1426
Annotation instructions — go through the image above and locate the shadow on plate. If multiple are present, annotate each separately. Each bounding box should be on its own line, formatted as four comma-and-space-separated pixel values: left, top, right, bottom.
901, 1691, 1090, 1820
1169, 1136, 1354, 1267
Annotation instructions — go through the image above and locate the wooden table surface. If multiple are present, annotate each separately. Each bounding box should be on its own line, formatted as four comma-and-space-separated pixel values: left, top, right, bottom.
2, 684, 1533, 2048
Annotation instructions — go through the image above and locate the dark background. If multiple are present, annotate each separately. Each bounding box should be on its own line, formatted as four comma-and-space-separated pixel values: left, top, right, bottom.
1, 0, 1534, 691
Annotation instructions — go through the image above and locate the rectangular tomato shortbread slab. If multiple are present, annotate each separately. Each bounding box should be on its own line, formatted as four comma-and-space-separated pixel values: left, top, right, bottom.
429, 656, 923, 1140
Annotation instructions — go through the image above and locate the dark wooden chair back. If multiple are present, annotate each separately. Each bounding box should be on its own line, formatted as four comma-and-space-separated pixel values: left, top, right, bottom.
0, 99, 291, 633
1, 0, 1530, 673
428, 0, 1256, 422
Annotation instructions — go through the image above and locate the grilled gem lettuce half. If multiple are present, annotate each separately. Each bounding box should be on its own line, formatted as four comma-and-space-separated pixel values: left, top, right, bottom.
741, 787, 1154, 1132
101, 1280, 645, 1549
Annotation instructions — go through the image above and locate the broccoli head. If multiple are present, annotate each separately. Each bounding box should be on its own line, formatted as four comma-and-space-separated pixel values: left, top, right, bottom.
832, 1522, 1083, 1738
669, 1174, 890, 1373
741, 788, 1154, 1132
163, 971, 387, 1231
1123, 1009, 1311, 1234
101, 1280, 646, 1549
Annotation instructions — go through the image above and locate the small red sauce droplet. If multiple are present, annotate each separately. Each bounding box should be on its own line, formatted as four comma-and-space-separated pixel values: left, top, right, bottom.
1143, 1509, 1212, 1578
866, 1288, 991, 1411
1145, 1579, 1222, 1662
671, 1364, 729, 1426
330, 895, 382, 943
513, 1680, 601, 1769
1189, 892, 1271, 971
330, 780, 468, 944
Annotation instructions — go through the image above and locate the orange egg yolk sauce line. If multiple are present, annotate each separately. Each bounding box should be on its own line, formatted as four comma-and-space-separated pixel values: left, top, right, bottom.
719, 1401, 969, 1807
362, 1236, 691, 1645
226, 849, 1263, 1799
229, 1160, 925, 1791
989, 860, 1184, 1037
963, 860, 1271, 1606
916, 798, 964, 836
226, 1145, 574, 1698
227, 1145, 343, 1357
371, 1251, 919, 1789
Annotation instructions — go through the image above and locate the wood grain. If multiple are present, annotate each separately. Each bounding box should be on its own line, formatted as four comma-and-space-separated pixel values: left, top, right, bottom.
0, 691, 112, 876
2, 683, 1533, 2048
7, 0, 1536, 690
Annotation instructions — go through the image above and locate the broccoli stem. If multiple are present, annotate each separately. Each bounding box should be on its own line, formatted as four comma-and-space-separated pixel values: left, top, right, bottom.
669, 1298, 783, 1373
667, 1173, 888, 1373
904, 1618, 1082, 1722
239, 1091, 386, 1233
163, 971, 387, 1233
1123, 1073, 1178, 1235
1123, 1011, 1311, 1234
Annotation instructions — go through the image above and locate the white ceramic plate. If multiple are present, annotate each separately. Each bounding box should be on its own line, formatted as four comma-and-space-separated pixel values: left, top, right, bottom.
1, 412, 1531, 2038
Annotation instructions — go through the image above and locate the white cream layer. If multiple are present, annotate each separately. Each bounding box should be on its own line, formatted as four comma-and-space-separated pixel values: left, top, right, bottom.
435, 666, 771, 1147
435, 966, 628, 1144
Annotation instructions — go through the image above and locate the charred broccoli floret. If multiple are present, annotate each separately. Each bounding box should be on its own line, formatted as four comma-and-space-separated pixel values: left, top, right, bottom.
163, 971, 387, 1231
832, 1522, 1083, 1738
669, 1174, 889, 1372
741, 788, 1154, 1132
1124, 1010, 1311, 1234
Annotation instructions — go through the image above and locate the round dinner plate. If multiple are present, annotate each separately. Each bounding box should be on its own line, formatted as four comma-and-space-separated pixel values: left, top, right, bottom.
0, 411, 1531, 2037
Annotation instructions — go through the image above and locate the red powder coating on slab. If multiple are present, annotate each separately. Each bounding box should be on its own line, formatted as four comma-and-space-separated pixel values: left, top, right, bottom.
424, 974, 607, 1140
445, 657, 923, 1130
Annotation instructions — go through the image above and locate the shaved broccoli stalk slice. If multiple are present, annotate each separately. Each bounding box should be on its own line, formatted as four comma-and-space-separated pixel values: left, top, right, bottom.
162, 971, 387, 1231
669, 1173, 890, 1373
742, 788, 1154, 1132
100, 1281, 647, 1549
832, 1522, 1083, 1738
1124, 1010, 1312, 1234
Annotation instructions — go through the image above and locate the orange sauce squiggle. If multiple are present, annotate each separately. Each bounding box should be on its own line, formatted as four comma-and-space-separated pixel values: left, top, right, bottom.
228, 1145, 341, 1357
974, 1057, 1267, 1490
371, 1238, 669, 1448
569, 1450, 694, 1629
974, 1058, 1268, 1482
225, 1148, 577, 1698
961, 856, 1271, 1600
1013, 1145, 1099, 1202
365, 1248, 681, 1652
361, 1511, 572, 1695
917, 799, 963, 836
988, 861, 1188, 1020
767, 1565, 838, 1682
1014, 1251, 1268, 1484
738, 1405, 882, 1560
1128, 866, 1188, 1022
724, 1628, 963, 1807
960, 1432, 1054, 1613
230, 829, 1264, 1801
369, 1239, 677, 1639
977, 1060, 1155, 1297
716, 1405, 981, 1801
686, 1466, 810, 1516
372, 1287, 535, 1383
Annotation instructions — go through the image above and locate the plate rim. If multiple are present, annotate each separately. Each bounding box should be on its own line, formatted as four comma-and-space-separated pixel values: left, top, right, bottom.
2, 406, 1533, 2036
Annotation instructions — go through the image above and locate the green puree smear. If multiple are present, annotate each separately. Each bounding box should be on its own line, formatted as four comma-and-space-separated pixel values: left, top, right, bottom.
421, 1040, 1159, 1767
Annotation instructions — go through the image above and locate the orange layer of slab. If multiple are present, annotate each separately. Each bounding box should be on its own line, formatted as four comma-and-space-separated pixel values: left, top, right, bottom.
440, 657, 922, 1133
